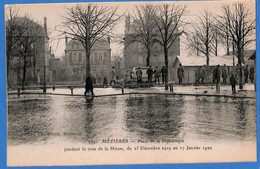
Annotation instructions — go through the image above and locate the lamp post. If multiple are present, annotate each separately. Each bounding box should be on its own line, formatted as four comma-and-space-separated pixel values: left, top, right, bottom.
43, 65, 46, 93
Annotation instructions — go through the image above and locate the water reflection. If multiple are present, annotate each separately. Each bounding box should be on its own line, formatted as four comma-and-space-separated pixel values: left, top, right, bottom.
8, 98, 52, 145
125, 95, 184, 141
7, 94, 256, 145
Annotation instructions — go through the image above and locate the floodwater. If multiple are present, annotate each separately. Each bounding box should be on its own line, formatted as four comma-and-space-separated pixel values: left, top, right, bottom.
7, 88, 256, 145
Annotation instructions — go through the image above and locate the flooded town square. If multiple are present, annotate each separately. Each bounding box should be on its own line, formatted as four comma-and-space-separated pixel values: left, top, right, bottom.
4, 0, 257, 166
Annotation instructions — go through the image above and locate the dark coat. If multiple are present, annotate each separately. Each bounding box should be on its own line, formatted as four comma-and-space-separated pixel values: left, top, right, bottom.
249, 67, 254, 79
161, 67, 167, 76
177, 67, 184, 78
244, 67, 249, 77
213, 67, 221, 82
222, 67, 228, 79
230, 76, 237, 86
146, 68, 154, 77
85, 76, 93, 92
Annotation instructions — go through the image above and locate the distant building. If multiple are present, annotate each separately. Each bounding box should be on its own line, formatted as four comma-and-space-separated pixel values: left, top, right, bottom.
49, 53, 66, 84
123, 15, 180, 81
7, 17, 50, 87
64, 38, 112, 84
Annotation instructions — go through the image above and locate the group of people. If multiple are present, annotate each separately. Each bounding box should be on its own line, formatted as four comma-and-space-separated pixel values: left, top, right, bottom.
84, 64, 255, 96
133, 66, 167, 85
194, 65, 207, 83
212, 64, 255, 93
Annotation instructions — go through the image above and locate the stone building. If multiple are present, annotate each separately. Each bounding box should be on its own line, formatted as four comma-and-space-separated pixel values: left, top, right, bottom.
49, 53, 66, 84
123, 15, 180, 81
7, 17, 50, 88
64, 38, 112, 84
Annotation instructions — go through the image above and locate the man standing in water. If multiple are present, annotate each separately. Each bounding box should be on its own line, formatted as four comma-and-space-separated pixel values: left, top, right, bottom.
84, 74, 94, 96
222, 64, 228, 84
110, 66, 117, 86
213, 65, 221, 92
230, 74, 237, 93
146, 66, 154, 84
200, 65, 206, 83
161, 66, 167, 84
177, 64, 184, 84
136, 67, 143, 85
244, 65, 249, 83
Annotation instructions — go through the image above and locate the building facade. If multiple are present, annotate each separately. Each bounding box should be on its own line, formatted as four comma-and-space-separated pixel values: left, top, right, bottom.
64, 38, 112, 84
123, 15, 180, 81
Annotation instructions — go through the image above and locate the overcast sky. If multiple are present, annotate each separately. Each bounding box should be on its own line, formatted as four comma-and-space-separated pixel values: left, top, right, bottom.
5, 0, 255, 58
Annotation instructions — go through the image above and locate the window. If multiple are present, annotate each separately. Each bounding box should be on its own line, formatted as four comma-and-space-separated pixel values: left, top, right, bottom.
104, 52, 107, 61
99, 53, 103, 61
69, 53, 73, 64
79, 53, 82, 63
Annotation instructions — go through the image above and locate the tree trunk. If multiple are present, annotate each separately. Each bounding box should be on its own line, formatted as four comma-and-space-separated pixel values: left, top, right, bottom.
226, 36, 230, 55
146, 45, 151, 66
237, 47, 243, 89
22, 54, 27, 90
206, 46, 209, 66
164, 46, 168, 90
85, 46, 91, 78
215, 34, 218, 56
6, 52, 10, 88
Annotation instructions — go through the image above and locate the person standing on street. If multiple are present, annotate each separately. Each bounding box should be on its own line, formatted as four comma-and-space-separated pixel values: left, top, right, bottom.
154, 66, 161, 84
136, 67, 143, 85
244, 65, 249, 83
249, 66, 254, 83
161, 66, 167, 84
84, 74, 94, 96
146, 66, 154, 84
213, 65, 221, 92
230, 74, 237, 93
177, 64, 184, 84
200, 65, 206, 83
110, 66, 117, 86
222, 64, 228, 84
195, 67, 200, 83
103, 76, 108, 87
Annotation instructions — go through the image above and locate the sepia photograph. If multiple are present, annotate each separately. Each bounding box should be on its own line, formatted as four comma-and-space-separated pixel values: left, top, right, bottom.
4, 0, 257, 167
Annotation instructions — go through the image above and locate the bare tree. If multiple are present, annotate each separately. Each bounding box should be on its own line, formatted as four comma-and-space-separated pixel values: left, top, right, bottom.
6, 7, 23, 87
216, 3, 255, 89
153, 4, 186, 90
211, 23, 220, 56
14, 17, 43, 90
217, 20, 232, 55
186, 11, 214, 66
63, 4, 122, 92
125, 5, 158, 66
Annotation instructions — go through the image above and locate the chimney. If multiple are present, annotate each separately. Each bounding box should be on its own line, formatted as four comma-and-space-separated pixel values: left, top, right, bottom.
44, 17, 47, 35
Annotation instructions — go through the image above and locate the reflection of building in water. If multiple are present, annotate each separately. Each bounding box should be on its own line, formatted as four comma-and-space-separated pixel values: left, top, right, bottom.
123, 15, 180, 81
64, 38, 112, 84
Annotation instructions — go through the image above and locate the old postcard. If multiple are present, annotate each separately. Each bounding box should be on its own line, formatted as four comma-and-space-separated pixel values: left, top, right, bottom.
6, 0, 256, 166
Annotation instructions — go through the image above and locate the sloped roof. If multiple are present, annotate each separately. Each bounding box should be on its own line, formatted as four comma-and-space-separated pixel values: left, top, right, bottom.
176, 55, 238, 66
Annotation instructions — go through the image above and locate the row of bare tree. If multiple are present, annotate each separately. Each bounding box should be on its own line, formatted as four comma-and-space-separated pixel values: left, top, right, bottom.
186, 3, 255, 89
